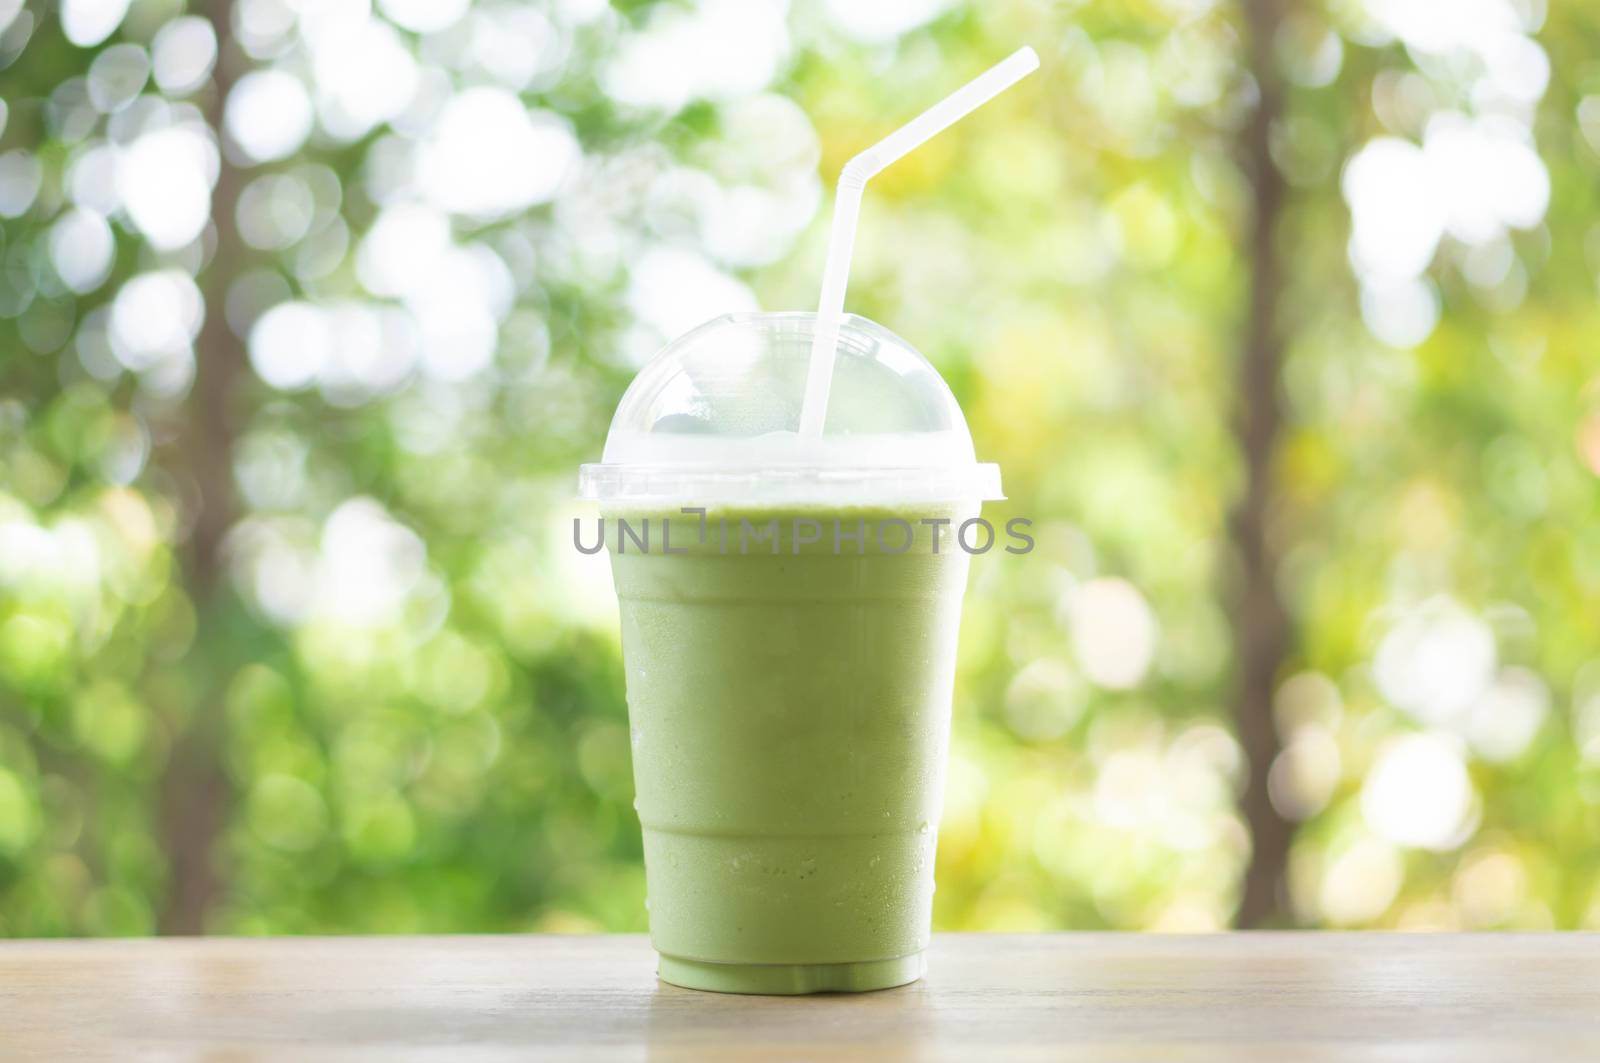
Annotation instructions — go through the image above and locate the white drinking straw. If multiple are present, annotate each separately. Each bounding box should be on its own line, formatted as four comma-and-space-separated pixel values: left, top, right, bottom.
797, 46, 1040, 437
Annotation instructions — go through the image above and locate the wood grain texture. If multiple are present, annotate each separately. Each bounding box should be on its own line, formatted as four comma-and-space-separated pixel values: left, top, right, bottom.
2, 934, 1597, 1061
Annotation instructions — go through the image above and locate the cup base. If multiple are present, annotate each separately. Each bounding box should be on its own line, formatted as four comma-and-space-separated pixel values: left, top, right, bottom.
657, 951, 925, 995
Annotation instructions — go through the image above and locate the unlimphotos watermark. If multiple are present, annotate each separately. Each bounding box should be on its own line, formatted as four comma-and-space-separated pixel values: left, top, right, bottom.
574, 509, 1034, 556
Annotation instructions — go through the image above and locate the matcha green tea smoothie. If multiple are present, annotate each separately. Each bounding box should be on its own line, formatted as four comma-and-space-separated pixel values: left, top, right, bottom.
579, 47, 1033, 994
581, 311, 1005, 994
609, 507, 973, 993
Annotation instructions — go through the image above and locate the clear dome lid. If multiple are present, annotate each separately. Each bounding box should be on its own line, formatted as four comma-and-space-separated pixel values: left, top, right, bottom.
579, 312, 1002, 505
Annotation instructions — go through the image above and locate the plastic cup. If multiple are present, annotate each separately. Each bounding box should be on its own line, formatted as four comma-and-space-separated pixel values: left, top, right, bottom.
580, 312, 1001, 994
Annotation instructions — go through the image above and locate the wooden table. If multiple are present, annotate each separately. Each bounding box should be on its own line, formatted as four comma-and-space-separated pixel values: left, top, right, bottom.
3, 934, 1597, 1060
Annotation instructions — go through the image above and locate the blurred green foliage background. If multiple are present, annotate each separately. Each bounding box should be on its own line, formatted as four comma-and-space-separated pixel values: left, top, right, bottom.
2, 0, 1600, 937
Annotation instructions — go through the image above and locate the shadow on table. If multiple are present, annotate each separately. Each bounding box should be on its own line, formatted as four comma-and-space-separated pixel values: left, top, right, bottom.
644, 976, 939, 1062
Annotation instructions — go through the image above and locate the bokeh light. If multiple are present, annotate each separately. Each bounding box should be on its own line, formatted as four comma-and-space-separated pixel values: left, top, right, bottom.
416, 87, 580, 216
0, 0, 1594, 940
60, 0, 128, 48
150, 16, 217, 97
226, 70, 314, 163
118, 123, 216, 249
1065, 579, 1158, 691
1362, 733, 1477, 851
48, 208, 115, 293
603, 0, 789, 112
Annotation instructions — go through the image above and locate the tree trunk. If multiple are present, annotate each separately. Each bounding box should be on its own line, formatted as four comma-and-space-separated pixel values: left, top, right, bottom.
1230, 0, 1295, 929
158, 0, 248, 935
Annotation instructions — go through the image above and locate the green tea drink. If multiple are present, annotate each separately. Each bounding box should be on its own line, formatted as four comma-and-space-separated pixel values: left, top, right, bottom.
608, 507, 973, 994
583, 52, 1034, 992
580, 310, 1003, 993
